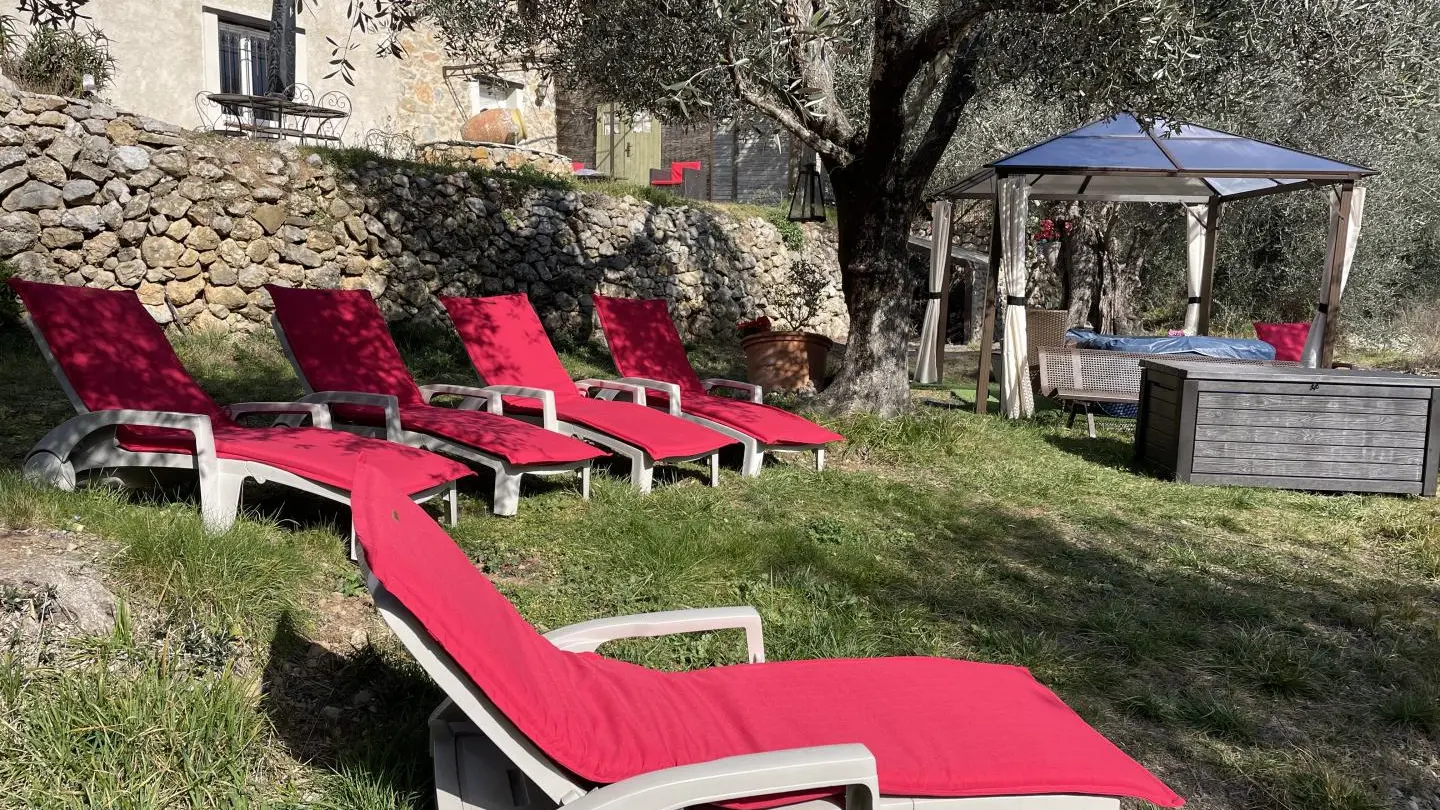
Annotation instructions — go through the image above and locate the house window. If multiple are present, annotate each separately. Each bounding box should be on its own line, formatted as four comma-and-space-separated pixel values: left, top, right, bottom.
469, 78, 520, 115
218, 21, 270, 96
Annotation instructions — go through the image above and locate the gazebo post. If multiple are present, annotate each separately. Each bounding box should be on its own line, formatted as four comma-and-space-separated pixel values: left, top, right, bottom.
1319, 182, 1357, 367
1197, 202, 1221, 335
973, 196, 1002, 415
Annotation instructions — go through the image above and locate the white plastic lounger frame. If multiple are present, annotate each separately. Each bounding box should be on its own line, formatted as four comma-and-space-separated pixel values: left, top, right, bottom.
487, 377, 722, 492
271, 317, 591, 516
602, 376, 827, 477
360, 547, 1118, 810
20, 319, 456, 533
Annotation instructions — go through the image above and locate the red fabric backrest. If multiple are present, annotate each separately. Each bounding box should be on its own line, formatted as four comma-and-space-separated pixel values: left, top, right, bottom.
590, 295, 704, 394
8, 279, 228, 421
1252, 322, 1310, 362
267, 285, 424, 405
441, 295, 577, 396
354, 458, 625, 764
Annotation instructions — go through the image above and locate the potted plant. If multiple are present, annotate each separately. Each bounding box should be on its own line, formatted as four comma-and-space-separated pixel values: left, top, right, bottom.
738, 259, 835, 393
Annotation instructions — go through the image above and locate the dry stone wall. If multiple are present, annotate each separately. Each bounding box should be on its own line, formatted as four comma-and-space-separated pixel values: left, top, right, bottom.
0, 89, 847, 343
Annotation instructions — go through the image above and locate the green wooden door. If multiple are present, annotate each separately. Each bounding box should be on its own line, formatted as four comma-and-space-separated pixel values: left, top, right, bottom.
595, 104, 663, 185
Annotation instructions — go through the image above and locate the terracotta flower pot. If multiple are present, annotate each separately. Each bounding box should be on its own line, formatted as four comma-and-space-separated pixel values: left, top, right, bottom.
740, 331, 833, 392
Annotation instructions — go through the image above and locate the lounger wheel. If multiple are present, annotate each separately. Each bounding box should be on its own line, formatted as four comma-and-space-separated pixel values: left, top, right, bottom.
23, 451, 76, 491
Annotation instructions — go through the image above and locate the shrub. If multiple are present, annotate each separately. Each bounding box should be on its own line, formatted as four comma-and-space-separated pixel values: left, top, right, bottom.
0, 21, 116, 97
764, 207, 806, 251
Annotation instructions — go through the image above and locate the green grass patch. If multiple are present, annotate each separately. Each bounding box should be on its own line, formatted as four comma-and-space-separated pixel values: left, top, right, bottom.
0, 326, 1437, 809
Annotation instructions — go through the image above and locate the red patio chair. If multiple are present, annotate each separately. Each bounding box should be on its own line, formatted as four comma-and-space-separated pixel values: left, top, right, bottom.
591, 294, 843, 476
8, 279, 472, 533
442, 294, 735, 491
265, 286, 605, 517
352, 460, 1184, 810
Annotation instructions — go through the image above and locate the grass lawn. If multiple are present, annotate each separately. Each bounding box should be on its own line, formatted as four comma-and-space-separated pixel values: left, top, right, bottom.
0, 325, 1437, 810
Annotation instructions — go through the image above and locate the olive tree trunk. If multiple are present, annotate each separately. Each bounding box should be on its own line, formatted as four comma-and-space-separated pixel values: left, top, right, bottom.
812, 170, 921, 417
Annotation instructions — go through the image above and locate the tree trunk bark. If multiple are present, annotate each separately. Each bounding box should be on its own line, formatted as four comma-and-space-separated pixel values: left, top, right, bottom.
1063, 202, 1101, 329
812, 169, 918, 417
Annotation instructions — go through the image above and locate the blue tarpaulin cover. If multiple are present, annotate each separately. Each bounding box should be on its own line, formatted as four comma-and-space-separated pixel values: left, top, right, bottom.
1066, 329, 1276, 361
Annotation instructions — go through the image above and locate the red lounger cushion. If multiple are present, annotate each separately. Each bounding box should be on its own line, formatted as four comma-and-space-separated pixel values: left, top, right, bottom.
590, 294, 709, 394
442, 294, 734, 460
266, 285, 604, 467
397, 404, 603, 467
1252, 322, 1309, 362
354, 463, 1183, 808
679, 394, 844, 447
591, 294, 843, 447
119, 424, 466, 494
7, 279, 470, 495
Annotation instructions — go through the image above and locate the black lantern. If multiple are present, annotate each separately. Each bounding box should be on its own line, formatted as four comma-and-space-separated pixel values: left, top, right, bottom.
787, 162, 827, 222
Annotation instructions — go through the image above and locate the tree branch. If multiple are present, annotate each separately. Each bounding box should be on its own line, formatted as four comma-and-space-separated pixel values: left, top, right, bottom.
728, 41, 855, 166
781, 0, 857, 147
902, 26, 986, 196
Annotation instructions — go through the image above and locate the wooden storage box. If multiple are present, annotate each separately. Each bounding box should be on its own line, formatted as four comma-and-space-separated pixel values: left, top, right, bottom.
1136, 359, 1440, 496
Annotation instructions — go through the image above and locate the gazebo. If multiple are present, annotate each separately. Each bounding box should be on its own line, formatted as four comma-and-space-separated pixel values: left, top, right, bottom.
916, 114, 1375, 418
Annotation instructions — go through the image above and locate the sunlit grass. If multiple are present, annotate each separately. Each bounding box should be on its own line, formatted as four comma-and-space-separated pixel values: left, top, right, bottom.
0, 325, 1436, 809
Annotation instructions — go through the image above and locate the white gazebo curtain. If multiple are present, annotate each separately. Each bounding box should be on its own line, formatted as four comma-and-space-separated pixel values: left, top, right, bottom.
1183, 204, 1210, 335
998, 176, 1033, 418
915, 201, 952, 383
1301, 186, 1367, 367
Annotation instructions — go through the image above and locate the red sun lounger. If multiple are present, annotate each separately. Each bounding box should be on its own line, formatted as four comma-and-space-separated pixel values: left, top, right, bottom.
265, 285, 605, 517
591, 294, 844, 476
8, 280, 471, 532
442, 294, 736, 492
352, 460, 1185, 810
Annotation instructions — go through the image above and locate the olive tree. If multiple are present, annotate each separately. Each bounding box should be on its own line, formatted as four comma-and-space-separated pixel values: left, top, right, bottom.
349, 1, 1439, 414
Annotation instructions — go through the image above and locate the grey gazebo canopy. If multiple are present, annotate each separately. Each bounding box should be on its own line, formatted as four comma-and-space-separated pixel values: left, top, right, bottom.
915, 113, 1376, 418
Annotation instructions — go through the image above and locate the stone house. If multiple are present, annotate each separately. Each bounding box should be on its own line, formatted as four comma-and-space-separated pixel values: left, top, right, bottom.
0, 1, 557, 151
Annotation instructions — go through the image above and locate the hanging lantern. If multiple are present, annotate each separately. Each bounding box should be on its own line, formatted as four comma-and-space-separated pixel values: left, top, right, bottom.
787, 162, 827, 222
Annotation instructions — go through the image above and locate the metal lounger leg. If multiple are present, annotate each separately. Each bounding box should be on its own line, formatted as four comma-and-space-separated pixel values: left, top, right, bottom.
815, 447, 825, 472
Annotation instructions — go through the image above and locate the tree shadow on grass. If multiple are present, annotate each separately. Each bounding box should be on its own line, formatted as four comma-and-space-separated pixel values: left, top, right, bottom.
1042, 433, 1138, 471
750, 486, 1440, 809
262, 613, 441, 807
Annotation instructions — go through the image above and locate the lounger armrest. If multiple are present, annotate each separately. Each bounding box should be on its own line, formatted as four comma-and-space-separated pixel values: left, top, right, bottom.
417, 383, 491, 411
298, 391, 402, 442
703, 378, 763, 403
616, 377, 682, 416
224, 401, 333, 429
470, 385, 559, 432
544, 606, 765, 663
25, 410, 217, 487
564, 744, 879, 810
575, 378, 648, 406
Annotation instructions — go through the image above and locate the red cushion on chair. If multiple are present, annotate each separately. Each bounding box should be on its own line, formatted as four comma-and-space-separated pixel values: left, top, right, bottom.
510, 395, 732, 460
591, 294, 842, 448
443, 294, 733, 460
1252, 322, 1309, 362
442, 294, 582, 397
679, 394, 844, 448
118, 424, 469, 494
397, 404, 604, 466
8, 279, 470, 495
590, 294, 708, 395
267, 285, 427, 406
268, 285, 605, 466
10, 279, 230, 420
354, 463, 1184, 808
